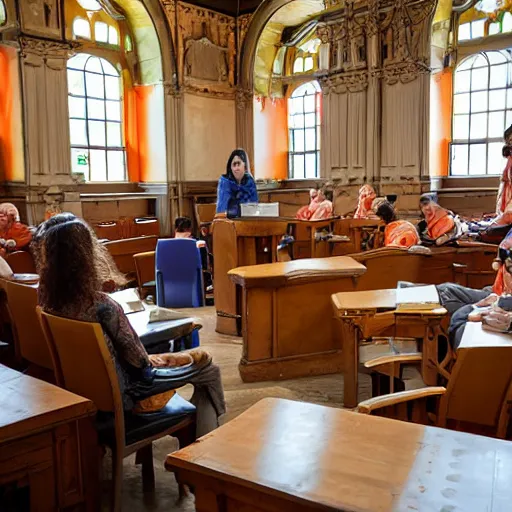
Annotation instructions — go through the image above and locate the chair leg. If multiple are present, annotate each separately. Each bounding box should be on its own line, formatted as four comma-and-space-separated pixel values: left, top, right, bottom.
111, 448, 124, 512
136, 444, 155, 493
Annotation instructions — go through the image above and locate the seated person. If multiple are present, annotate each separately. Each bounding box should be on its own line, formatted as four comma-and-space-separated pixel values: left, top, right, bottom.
418, 194, 459, 246
296, 188, 333, 221
32, 212, 127, 293
354, 184, 377, 219
375, 201, 419, 249
173, 216, 212, 290
436, 228, 512, 348
216, 149, 258, 218
37, 219, 225, 436
0, 203, 32, 256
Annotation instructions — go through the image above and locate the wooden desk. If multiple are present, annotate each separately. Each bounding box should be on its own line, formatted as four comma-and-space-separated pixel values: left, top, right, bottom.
229, 257, 366, 382
461, 321, 512, 348
332, 288, 448, 408
0, 364, 98, 511
288, 218, 337, 259
332, 218, 383, 255
213, 218, 289, 335
166, 397, 512, 512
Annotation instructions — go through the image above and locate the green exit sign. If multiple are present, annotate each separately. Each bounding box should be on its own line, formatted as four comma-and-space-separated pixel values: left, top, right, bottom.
77, 154, 88, 166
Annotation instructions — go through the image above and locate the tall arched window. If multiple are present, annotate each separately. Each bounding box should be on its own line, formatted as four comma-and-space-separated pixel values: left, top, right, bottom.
0, 0, 6, 26
288, 81, 321, 179
451, 50, 512, 176
67, 54, 126, 182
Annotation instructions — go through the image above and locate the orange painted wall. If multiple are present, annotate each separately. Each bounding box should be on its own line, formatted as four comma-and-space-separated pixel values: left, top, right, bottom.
253, 97, 288, 180
0, 45, 24, 182
430, 68, 453, 177
124, 83, 167, 183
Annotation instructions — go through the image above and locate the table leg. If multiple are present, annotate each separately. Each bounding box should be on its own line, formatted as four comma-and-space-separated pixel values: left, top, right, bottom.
340, 319, 359, 408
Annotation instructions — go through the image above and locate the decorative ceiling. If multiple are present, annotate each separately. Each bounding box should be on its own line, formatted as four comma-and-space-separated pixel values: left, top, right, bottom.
182, 0, 263, 15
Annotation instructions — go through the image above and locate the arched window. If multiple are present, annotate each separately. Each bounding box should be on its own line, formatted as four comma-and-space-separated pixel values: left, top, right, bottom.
288, 81, 321, 179
451, 50, 512, 176
67, 54, 126, 182
0, 1, 6, 26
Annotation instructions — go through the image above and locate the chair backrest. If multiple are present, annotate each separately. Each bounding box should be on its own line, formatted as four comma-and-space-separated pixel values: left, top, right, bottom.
439, 345, 512, 437
6, 251, 37, 274
195, 203, 217, 227
38, 308, 120, 414
3, 280, 53, 370
93, 221, 121, 241
133, 251, 156, 289
134, 217, 159, 237
104, 236, 158, 275
155, 238, 204, 308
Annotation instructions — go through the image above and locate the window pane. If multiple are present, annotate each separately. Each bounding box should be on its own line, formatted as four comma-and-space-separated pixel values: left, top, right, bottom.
451, 144, 468, 175
458, 23, 471, 41
470, 113, 487, 139
71, 148, 89, 178
454, 70, 470, 93
106, 100, 121, 121
469, 143, 486, 174
69, 119, 87, 145
293, 58, 304, 74
317, 125, 321, 149
489, 22, 500, 36
304, 56, 314, 72
454, 93, 470, 114
85, 56, 103, 74
471, 67, 488, 91
488, 142, 506, 175
293, 155, 305, 178
507, 91, 512, 109
488, 110, 505, 137
292, 115, 304, 128
102, 60, 118, 77
294, 130, 305, 152
453, 114, 469, 140
471, 19, 485, 39
90, 150, 107, 181
77, 0, 101, 10
305, 153, 317, 178
489, 88, 506, 111
304, 113, 316, 127
304, 94, 315, 113
73, 18, 90, 39
488, 51, 508, 65
107, 122, 122, 147
124, 34, 133, 52
504, 12, 512, 32
490, 64, 508, 89
305, 128, 316, 151
105, 76, 120, 100
86, 72, 105, 98
87, 98, 105, 120
68, 96, 85, 118
88, 120, 106, 146
507, 110, 512, 128
68, 70, 85, 95
108, 26, 119, 46
95, 22, 108, 43
470, 91, 488, 112
107, 151, 125, 181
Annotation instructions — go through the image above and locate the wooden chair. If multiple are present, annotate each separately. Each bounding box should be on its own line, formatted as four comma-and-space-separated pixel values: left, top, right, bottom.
38, 308, 197, 511
104, 236, 158, 276
133, 251, 156, 299
1, 279, 53, 380
5, 250, 37, 274
358, 332, 512, 439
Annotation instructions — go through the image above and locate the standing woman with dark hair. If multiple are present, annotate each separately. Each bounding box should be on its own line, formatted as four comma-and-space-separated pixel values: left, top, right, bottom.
216, 149, 258, 218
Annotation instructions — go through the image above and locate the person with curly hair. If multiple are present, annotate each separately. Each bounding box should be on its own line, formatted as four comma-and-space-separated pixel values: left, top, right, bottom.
0, 203, 32, 256
32, 213, 127, 293
38, 219, 225, 436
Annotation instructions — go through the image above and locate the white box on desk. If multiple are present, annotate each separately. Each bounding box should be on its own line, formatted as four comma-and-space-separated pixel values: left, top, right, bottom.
240, 203, 280, 217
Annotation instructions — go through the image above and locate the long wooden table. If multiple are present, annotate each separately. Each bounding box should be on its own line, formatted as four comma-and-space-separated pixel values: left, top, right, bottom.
331, 288, 448, 408
166, 397, 512, 512
229, 256, 366, 382
0, 364, 99, 511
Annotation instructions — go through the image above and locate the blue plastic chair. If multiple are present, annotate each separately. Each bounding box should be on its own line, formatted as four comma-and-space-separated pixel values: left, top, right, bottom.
155, 239, 204, 348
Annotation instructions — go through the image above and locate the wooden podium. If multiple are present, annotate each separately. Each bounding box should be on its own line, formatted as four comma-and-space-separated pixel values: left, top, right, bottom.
213, 218, 289, 335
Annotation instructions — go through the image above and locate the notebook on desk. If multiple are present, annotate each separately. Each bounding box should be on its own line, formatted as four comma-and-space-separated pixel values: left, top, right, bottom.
396, 285, 440, 311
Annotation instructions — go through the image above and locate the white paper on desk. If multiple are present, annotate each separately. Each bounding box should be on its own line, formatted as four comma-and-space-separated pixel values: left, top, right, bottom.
149, 307, 191, 323
121, 300, 145, 315
396, 285, 440, 310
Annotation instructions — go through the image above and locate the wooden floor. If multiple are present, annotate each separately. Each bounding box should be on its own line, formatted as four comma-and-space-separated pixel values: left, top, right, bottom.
115, 306, 372, 511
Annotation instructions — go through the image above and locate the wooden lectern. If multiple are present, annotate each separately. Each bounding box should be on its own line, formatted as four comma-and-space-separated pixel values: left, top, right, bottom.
213, 218, 288, 335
